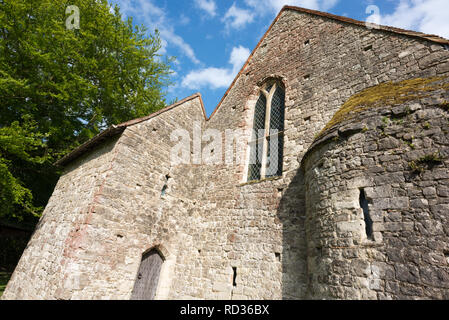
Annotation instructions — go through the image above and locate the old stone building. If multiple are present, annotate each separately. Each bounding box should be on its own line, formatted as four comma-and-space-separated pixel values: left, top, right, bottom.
3, 6, 449, 300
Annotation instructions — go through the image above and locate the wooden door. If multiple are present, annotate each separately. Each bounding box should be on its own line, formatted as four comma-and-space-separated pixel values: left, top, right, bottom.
131, 249, 164, 300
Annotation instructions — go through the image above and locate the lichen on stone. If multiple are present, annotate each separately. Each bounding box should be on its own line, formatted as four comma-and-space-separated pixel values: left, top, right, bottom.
317, 76, 449, 139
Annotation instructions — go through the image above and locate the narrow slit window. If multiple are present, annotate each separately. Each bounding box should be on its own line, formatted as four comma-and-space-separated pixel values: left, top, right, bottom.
161, 175, 170, 197
161, 185, 167, 197
232, 267, 237, 287
359, 189, 374, 240
247, 81, 285, 182
275, 252, 281, 261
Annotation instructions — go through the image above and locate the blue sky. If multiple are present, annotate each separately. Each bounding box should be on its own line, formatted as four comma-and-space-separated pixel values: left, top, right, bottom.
108, 0, 449, 117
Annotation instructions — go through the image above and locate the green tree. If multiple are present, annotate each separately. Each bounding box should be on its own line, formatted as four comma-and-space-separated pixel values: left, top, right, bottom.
0, 116, 47, 219
0, 0, 173, 221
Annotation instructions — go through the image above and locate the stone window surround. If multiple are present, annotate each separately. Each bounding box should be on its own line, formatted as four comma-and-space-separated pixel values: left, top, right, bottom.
244, 79, 286, 183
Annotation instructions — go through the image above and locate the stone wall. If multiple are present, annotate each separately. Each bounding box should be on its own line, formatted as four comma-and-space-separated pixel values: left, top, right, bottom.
3, 8, 449, 300
2, 137, 120, 299
303, 83, 449, 299
195, 9, 449, 299
3, 97, 206, 299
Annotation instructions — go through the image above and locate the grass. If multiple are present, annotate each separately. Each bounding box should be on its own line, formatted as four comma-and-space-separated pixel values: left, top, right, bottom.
0, 272, 12, 298
409, 152, 444, 173
316, 76, 449, 139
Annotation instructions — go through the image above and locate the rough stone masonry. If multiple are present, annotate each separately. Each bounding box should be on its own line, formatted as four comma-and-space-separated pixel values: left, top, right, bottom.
3, 6, 449, 300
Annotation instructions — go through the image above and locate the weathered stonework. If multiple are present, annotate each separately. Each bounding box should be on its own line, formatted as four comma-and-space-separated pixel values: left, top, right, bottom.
302, 79, 449, 299
3, 6, 449, 300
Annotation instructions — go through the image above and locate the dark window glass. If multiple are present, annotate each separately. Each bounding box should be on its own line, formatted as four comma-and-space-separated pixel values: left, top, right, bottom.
247, 83, 285, 182
253, 94, 267, 132
270, 86, 285, 132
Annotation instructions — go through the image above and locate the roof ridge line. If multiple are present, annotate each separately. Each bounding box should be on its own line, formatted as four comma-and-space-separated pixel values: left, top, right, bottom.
206, 5, 449, 121
117, 92, 206, 128
55, 93, 206, 166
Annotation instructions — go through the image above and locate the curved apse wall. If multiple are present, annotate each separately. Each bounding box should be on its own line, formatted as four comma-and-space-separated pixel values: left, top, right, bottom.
302, 78, 449, 299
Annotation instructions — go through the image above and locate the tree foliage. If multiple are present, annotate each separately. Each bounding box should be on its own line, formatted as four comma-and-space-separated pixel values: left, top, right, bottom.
0, 0, 173, 221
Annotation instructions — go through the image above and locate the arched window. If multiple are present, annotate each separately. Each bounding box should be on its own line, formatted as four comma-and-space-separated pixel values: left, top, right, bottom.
247, 81, 285, 181
131, 249, 164, 300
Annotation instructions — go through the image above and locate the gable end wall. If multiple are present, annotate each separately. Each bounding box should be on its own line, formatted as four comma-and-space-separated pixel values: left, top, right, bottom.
3, 9, 449, 300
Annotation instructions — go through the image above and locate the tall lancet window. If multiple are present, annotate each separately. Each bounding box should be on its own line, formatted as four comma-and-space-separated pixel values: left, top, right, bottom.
247, 81, 285, 182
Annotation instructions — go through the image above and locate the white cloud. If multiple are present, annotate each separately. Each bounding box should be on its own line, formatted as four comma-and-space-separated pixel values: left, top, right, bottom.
160, 29, 200, 64
113, 0, 200, 64
182, 46, 251, 89
220, 0, 339, 31
182, 67, 235, 89
320, 0, 339, 10
223, 3, 255, 30
195, 0, 217, 17
229, 46, 252, 73
179, 14, 191, 25
378, 0, 449, 39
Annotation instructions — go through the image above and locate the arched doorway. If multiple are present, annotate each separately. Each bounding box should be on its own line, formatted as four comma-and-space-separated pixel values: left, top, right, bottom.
131, 249, 164, 300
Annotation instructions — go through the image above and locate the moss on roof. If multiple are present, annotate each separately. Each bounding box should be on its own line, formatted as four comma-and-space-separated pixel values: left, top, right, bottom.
317, 76, 449, 139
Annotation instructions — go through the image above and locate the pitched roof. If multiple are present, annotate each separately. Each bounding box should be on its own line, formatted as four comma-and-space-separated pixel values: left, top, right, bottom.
209, 5, 449, 119
55, 5, 449, 167
55, 93, 206, 166
286, 6, 449, 44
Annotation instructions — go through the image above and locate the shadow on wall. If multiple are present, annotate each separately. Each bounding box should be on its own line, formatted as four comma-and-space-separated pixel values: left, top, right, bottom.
277, 169, 308, 299
277, 93, 449, 300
